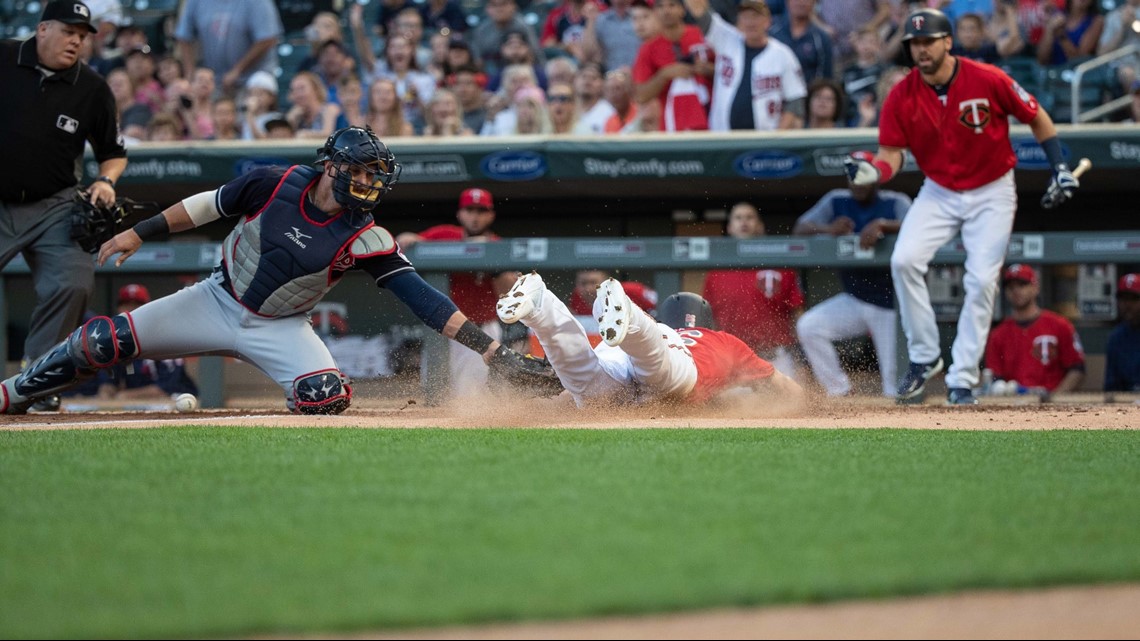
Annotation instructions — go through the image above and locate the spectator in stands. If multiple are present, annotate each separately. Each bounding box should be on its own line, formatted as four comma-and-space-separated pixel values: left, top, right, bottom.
854, 64, 906, 127
124, 45, 163, 114
630, 0, 661, 43
940, 0, 995, 22
315, 40, 357, 105
84, 0, 125, 76
633, 0, 714, 132
573, 62, 618, 133
842, 26, 886, 126
548, 81, 581, 133
984, 264, 1085, 398
392, 7, 435, 69
156, 55, 183, 89
263, 115, 296, 139
396, 188, 518, 399
210, 97, 241, 140
355, 29, 437, 130
1017, 0, 1067, 53
174, 0, 283, 95
684, 0, 804, 131
337, 75, 366, 127
106, 67, 145, 131
467, 0, 544, 77
296, 11, 345, 74
1105, 273, 1140, 393
286, 71, 345, 139
513, 85, 555, 133
376, 0, 418, 39
793, 169, 910, 397
1037, 0, 1103, 65
805, 78, 845, 128
148, 112, 185, 141
702, 202, 805, 379
364, 77, 416, 137
488, 29, 550, 92
423, 88, 474, 135
482, 63, 540, 134
951, 9, 1025, 63
546, 56, 580, 89
97, 284, 199, 402
770, 0, 836, 83
449, 64, 491, 133
544, 0, 596, 61
602, 67, 642, 133
568, 269, 658, 316
421, 0, 469, 34
1097, 0, 1140, 99
443, 35, 479, 79
581, 0, 642, 72
817, 0, 891, 65
240, 70, 280, 140
182, 67, 218, 140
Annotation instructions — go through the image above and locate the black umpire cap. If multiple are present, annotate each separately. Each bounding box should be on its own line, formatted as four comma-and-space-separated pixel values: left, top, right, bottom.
902, 8, 952, 41
40, 1, 98, 33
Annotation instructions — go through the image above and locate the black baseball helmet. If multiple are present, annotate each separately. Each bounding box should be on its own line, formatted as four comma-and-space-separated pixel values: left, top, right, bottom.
902, 8, 952, 41
657, 292, 715, 330
316, 126, 401, 222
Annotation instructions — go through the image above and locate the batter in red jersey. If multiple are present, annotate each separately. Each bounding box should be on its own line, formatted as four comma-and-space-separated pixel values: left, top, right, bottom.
396, 188, 518, 398
495, 272, 802, 409
845, 7, 1080, 406
984, 263, 1085, 397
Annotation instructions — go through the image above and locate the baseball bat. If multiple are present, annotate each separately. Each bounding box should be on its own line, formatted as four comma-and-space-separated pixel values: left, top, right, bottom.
1073, 157, 1092, 178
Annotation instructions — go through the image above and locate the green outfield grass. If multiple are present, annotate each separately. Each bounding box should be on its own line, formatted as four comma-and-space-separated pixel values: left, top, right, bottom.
1, 428, 1138, 639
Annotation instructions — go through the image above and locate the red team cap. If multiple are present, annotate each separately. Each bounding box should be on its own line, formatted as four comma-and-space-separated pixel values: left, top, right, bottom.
459, 188, 494, 210
118, 284, 151, 305
1002, 264, 1038, 286
1118, 273, 1140, 296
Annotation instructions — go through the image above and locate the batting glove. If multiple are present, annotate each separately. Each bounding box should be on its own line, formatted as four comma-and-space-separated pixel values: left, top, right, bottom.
843, 153, 881, 186
1040, 163, 1079, 209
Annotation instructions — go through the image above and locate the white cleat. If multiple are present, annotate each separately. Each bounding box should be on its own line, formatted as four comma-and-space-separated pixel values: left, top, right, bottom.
596, 278, 632, 347
496, 271, 545, 324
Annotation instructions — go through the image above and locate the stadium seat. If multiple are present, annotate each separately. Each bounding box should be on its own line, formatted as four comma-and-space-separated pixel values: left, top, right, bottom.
1042, 59, 1114, 123
999, 56, 1043, 96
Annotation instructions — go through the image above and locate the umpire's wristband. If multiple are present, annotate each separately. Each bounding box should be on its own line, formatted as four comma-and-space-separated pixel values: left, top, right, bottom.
132, 213, 170, 240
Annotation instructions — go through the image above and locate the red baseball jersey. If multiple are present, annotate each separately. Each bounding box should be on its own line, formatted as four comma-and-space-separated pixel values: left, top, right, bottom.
416, 225, 500, 324
631, 26, 713, 131
985, 310, 1084, 391
702, 269, 804, 351
879, 57, 1039, 191
677, 328, 776, 403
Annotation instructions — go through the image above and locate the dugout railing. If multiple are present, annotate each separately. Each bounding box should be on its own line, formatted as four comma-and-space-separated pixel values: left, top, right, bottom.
3, 231, 1137, 407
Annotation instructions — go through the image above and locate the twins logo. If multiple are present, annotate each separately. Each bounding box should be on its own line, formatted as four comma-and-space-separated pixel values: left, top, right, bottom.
756, 270, 782, 298
911, 15, 925, 30
1032, 335, 1058, 366
958, 98, 990, 134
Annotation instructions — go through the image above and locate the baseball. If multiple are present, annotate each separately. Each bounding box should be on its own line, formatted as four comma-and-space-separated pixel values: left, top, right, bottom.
174, 393, 199, 413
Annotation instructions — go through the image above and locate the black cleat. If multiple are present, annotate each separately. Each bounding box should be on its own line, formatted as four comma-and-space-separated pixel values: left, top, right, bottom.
896, 357, 944, 404
947, 387, 979, 405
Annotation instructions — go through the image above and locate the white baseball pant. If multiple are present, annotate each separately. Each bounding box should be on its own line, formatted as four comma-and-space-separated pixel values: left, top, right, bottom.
890, 170, 1016, 389
796, 293, 898, 397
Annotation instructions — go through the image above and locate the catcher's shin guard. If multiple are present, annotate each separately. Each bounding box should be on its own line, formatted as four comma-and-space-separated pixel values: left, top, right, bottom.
291, 369, 353, 415
1, 316, 122, 414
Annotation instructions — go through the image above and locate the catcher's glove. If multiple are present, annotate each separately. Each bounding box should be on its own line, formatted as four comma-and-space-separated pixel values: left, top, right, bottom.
487, 345, 564, 397
69, 190, 128, 253
1040, 163, 1079, 209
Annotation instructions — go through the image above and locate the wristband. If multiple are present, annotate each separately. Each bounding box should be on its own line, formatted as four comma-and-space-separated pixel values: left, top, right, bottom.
132, 213, 170, 240
1040, 136, 1065, 171
872, 158, 895, 183
453, 319, 495, 354
94, 175, 116, 187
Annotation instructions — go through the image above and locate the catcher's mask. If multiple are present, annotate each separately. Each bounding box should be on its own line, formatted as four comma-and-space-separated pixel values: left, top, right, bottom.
315, 126, 400, 222
69, 190, 128, 253
657, 292, 716, 330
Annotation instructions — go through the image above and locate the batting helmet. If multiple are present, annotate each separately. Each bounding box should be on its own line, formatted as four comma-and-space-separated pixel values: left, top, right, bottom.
316, 126, 401, 222
657, 292, 715, 330
902, 8, 952, 41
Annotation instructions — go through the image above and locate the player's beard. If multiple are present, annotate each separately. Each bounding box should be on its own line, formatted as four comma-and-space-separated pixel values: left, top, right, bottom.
915, 47, 947, 76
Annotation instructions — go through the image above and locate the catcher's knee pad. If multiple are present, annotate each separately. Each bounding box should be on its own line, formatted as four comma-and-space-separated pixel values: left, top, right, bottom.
291, 369, 353, 415
111, 313, 141, 360
11, 316, 119, 401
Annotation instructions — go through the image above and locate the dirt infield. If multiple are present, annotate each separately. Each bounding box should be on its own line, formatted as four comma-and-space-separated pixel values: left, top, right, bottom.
6, 397, 1139, 638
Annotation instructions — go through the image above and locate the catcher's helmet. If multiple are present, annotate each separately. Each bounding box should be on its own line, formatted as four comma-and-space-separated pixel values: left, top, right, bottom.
902, 8, 952, 41
316, 126, 400, 222
657, 292, 715, 330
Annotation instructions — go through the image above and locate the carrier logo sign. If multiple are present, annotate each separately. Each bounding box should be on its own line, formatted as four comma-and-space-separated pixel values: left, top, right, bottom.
1011, 138, 1068, 169
480, 151, 546, 181
56, 115, 79, 134
733, 151, 803, 179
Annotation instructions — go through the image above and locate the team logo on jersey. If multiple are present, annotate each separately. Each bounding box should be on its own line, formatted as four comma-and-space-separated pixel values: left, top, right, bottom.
285, 227, 312, 249
56, 115, 79, 134
332, 249, 355, 272
1011, 80, 1036, 108
1032, 335, 1058, 366
756, 270, 782, 298
958, 98, 991, 134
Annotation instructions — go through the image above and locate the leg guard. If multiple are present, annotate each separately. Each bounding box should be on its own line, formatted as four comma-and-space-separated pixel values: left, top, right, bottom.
291, 369, 353, 415
1, 316, 122, 414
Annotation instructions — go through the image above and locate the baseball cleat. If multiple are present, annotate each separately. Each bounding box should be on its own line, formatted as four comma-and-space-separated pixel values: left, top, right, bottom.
947, 387, 979, 406
896, 357, 944, 403
29, 395, 61, 413
496, 271, 544, 324
596, 278, 632, 347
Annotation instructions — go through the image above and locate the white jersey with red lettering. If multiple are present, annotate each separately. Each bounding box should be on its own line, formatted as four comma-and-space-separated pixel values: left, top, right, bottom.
704, 12, 806, 131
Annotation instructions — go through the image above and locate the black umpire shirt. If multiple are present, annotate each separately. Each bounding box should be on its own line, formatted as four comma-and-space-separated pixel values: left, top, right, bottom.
0, 37, 127, 204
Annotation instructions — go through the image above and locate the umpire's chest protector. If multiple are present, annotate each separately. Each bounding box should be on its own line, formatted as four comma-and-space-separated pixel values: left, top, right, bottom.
222, 165, 369, 317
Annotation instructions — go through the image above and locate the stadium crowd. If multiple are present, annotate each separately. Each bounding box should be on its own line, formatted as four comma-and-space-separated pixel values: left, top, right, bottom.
6, 0, 1138, 143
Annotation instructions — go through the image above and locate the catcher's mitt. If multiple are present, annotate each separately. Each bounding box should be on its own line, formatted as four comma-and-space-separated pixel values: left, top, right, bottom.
487, 345, 564, 397
69, 191, 157, 254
